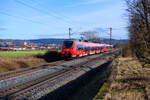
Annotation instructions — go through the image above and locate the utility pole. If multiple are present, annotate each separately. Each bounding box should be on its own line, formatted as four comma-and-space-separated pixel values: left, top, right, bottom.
99, 32, 101, 44
69, 28, 72, 39
80, 32, 84, 41
110, 27, 112, 45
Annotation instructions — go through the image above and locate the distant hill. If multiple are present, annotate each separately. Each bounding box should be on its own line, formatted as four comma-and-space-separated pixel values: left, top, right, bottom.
0, 38, 128, 46
29, 38, 128, 45
29, 39, 65, 45
98, 38, 127, 44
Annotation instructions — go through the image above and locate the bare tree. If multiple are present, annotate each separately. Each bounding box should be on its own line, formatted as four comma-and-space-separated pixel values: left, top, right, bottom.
126, 0, 150, 65
81, 31, 99, 42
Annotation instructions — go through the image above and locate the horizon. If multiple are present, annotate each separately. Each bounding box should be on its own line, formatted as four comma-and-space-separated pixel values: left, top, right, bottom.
0, 37, 128, 40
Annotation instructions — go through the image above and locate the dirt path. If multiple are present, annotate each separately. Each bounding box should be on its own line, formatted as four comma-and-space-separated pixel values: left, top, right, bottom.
94, 57, 150, 100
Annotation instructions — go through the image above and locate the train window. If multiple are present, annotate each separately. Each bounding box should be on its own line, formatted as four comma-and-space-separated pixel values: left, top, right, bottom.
95, 47, 97, 50
92, 47, 94, 50
85, 47, 88, 51
84, 47, 86, 51
87, 47, 90, 51
90, 47, 92, 51
102, 46, 105, 49
64, 41, 74, 49
78, 47, 82, 50
83, 47, 86, 51
85, 47, 89, 51
96, 47, 98, 50
76, 45, 79, 50
92, 47, 94, 51
76, 44, 84, 50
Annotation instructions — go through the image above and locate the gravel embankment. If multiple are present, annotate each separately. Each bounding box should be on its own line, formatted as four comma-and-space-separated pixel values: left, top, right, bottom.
13, 56, 114, 100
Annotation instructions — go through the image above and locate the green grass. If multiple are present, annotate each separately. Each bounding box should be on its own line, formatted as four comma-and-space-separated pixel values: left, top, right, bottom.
0, 50, 47, 58
110, 88, 144, 95
94, 83, 110, 99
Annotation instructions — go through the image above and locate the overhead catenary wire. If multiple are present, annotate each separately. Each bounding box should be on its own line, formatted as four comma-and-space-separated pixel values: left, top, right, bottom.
0, 10, 71, 38
14, 0, 77, 27
0, 10, 51, 26
0, 27, 6, 30
91, 26, 128, 40
29, 0, 78, 26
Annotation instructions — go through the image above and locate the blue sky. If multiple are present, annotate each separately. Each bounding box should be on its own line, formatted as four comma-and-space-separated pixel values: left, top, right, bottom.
0, 0, 128, 39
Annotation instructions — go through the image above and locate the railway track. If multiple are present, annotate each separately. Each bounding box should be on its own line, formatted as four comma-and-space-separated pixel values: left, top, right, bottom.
0, 59, 89, 99
4, 62, 87, 100
0, 60, 67, 81
0, 50, 120, 100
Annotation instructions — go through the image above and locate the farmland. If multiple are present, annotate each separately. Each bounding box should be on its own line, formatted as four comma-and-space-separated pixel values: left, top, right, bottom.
0, 50, 47, 58
0, 50, 62, 73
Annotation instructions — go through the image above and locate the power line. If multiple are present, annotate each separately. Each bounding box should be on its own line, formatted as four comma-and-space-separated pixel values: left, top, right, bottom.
14, 0, 76, 26
0, 10, 74, 38
0, 10, 50, 26
0, 27, 6, 30
93, 26, 128, 40
29, 0, 78, 26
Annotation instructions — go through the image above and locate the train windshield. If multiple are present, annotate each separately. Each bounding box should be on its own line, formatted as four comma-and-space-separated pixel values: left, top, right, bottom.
64, 41, 74, 48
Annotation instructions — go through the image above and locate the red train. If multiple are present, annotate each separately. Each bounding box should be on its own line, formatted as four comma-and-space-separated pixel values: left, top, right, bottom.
61, 39, 113, 58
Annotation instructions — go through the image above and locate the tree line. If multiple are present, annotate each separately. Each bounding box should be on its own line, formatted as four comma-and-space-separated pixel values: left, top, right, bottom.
126, 0, 150, 65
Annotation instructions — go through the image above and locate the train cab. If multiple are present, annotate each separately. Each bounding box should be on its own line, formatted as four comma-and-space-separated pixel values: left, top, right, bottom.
61, 39, 76, 58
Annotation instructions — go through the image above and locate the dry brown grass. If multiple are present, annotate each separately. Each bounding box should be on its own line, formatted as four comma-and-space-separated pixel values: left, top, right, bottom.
105, 57, 150, 100
0, 56, 46, 73
95, 57, 150, 100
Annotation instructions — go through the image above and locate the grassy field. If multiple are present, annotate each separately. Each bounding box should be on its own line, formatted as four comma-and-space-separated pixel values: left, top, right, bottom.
0, 50, 47, 58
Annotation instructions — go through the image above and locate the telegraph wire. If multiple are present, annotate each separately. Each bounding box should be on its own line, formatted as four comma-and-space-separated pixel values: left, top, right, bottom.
0, 9, 78, 39
29, 0, 78, 26
0, 27, 6, 30
14, 0, 76, 26
0, 10, 50, 26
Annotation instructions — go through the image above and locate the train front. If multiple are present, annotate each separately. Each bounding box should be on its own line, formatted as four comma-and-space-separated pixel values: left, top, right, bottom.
61, 40, 74, 58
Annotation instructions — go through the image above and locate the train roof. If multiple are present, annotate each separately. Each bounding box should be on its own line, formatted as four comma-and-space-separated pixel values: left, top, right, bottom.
64, 39, 113, 47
